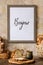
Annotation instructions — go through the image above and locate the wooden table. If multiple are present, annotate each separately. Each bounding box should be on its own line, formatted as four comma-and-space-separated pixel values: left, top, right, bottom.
0, 57, 43, 65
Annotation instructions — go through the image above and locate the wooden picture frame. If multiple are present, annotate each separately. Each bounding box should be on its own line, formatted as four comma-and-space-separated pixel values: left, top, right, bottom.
7, 5, 37, 43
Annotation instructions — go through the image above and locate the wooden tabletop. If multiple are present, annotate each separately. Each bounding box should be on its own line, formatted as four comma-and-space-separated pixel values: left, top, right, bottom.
0, 57, 43, 65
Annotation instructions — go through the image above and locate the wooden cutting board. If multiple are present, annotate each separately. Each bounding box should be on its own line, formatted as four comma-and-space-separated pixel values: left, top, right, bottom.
8, 58, 35, 64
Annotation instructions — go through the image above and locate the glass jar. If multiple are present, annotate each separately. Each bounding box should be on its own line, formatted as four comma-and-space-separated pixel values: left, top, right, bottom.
25, 51, 33, 59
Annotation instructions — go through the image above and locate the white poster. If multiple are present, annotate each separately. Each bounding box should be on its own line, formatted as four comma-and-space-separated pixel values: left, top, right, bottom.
8, 5, 37, 43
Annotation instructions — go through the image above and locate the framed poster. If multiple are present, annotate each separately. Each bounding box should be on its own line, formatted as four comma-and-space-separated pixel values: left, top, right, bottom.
7, 5, 37, 43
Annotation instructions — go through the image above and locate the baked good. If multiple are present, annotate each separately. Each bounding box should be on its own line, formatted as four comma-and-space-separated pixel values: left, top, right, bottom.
11, 49, 24, 59
13, 49, 23, 58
